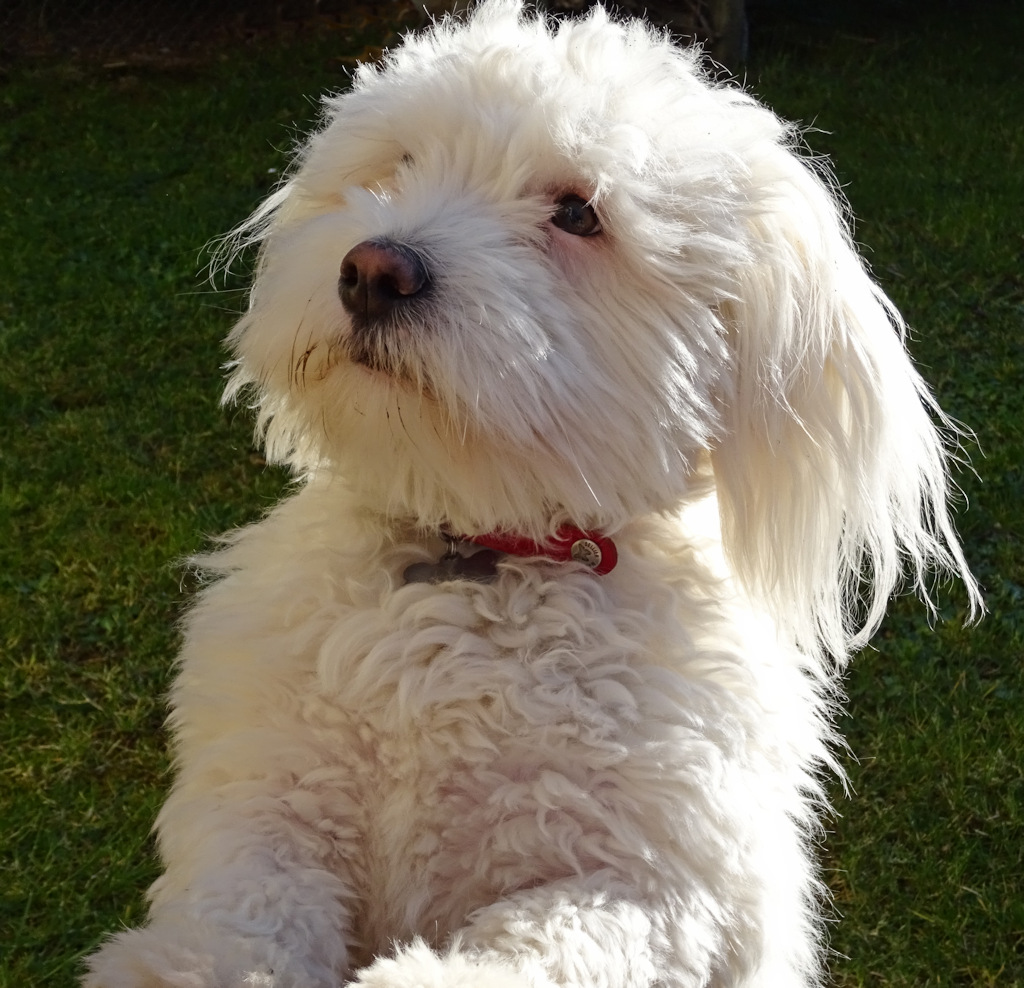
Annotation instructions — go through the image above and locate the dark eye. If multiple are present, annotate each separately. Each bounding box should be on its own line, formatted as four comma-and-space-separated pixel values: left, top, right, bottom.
551, 194, 602, 237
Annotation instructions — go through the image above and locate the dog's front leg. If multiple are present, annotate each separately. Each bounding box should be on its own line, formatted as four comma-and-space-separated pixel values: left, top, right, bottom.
83, 781, 359, 988
350, 876, 671, 988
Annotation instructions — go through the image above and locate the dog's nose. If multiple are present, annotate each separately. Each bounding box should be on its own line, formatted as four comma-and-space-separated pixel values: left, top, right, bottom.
339, 240, 429, 325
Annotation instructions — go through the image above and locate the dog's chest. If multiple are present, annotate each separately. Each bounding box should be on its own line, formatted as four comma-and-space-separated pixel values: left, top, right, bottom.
313, 571, 667, 950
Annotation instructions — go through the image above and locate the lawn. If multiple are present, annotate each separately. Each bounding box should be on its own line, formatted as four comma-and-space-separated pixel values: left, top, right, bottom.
1, 2, 1021, 985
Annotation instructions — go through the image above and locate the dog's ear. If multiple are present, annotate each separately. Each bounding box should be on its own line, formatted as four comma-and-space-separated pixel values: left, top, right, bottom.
710, 146, 982, 665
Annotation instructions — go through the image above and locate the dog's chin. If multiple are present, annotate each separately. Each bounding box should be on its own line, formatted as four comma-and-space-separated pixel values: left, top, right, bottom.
346, 341, 397, 377
342, 328, 416, 384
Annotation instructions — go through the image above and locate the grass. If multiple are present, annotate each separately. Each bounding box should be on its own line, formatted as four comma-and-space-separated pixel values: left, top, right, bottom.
1, 3, 1021, 985
747, 4, 1024, 982
747, 5, 1024, 984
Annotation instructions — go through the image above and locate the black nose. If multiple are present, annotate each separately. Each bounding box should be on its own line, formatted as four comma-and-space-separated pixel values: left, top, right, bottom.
338, 240, 429, 326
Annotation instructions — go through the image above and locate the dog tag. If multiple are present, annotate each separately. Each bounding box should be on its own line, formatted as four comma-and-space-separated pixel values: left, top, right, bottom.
403, 548, 499, 585
453, 548, 499, 581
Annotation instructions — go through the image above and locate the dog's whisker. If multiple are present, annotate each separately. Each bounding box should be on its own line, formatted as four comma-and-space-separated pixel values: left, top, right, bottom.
296, 342, 318, 391
554, 416, 601, 508
287, 325, 299, 392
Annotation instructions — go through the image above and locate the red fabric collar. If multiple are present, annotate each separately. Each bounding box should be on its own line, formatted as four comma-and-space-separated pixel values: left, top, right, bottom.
462, 525, 618, 575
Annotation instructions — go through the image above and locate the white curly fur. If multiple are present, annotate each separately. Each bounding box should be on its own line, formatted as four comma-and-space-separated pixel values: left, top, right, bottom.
84, 2, 981, 987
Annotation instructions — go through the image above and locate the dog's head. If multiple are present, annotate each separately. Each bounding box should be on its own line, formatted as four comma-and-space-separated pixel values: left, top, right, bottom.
223, 0, 980, 659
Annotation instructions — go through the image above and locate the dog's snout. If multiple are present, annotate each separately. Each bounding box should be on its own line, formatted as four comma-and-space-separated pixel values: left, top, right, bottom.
339, 240, 429, 325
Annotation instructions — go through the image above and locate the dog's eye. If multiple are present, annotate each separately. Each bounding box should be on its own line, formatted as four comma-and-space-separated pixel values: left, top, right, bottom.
551, 195, 602, 237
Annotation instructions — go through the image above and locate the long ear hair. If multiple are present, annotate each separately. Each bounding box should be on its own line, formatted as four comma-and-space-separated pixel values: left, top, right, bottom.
711, 141, 983, 667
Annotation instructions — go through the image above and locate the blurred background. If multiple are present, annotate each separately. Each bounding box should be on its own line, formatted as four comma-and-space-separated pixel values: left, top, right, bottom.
1, 0, 977, 72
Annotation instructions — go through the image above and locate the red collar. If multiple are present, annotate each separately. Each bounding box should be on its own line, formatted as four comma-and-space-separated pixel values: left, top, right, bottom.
462, 525, 618, 575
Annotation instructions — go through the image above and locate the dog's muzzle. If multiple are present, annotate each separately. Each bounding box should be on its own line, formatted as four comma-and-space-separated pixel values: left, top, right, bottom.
339, 239, 430, 330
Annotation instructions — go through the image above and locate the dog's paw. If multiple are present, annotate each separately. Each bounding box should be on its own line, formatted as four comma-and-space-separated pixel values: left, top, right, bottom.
82, 925, 307, 988
349, 941, 533, 988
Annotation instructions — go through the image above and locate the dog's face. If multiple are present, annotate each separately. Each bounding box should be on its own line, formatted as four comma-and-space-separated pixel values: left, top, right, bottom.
225, 0, 979, 658
225, 0, 792, 536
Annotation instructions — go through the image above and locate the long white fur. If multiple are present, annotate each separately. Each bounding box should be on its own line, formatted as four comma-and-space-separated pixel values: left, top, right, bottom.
84, 2, 981, 987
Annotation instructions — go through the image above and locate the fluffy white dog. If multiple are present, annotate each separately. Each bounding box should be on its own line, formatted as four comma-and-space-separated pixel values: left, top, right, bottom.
85, 2, 981, 986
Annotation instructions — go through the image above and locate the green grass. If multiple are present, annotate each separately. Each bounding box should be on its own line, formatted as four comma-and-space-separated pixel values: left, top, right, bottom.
2, 4, 1021, 985
748, 5, 1024, 984
0, 23, 399, 982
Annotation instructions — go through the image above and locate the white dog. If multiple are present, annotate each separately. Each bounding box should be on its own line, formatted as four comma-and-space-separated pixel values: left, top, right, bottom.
84, 2, 981, 986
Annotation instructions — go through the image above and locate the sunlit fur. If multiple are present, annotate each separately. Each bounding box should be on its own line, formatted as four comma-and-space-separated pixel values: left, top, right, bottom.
84, 3, 981, 988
